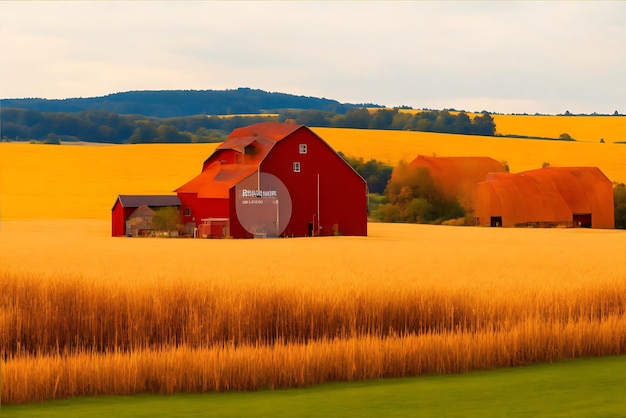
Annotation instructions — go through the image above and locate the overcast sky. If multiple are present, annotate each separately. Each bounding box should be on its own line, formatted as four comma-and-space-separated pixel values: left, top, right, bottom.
1, 1, 624, 114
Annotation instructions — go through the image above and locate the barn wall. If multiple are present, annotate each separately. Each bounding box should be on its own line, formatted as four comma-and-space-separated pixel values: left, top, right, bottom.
228, 186, 253, 238
178, 192, 229, 228
111, 200, 126, 236
111, 201, 138, 236
260, 128, 367, 237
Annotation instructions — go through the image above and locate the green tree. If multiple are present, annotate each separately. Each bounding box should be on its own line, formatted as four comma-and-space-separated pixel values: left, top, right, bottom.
368, 109, 396, 129
155, 124, 189, 143
451, 112, 472, 134
43, 133, 60, 145
374, 162, 464, 224
294, 110, 332, 127
129, 121, 157, 143
339, 153, 393, 195
152, 206, 181, 237
471, 113, 496, 136
337, 108, 371, 128
432, 110, 453, 133
390, 112, 412, 130
415, 118, 433, 132
614, 184, 626, 229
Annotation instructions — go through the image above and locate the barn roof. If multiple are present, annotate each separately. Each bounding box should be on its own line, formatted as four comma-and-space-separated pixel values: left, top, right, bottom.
476, 166, 614, 227
207, 122, 303, 166
478, 172, 573, 224
227, 122, 302, 141
177, 122, 305, 197
114, 195, 181, 210
176, 163, 258, 198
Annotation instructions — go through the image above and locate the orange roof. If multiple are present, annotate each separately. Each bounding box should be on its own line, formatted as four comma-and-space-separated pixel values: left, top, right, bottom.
177, 122, 303, 198
176, 163, 257, 198
409, 156, 506, 210
227, 122, 302, 141
476, 167, 614, 228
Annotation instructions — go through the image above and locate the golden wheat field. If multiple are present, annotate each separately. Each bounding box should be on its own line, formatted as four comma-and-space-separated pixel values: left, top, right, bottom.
1, 121, 626, 404
392, 109, 626, 144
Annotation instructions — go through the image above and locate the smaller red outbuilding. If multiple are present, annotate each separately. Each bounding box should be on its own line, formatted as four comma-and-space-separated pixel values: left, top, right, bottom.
111, 195, 181, 236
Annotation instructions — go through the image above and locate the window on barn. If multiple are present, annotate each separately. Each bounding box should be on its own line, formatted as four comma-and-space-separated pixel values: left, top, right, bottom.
184, 207, 191, 217
299, 144, 307, 154
293, 162, 301, 173
244, 145, 257, 155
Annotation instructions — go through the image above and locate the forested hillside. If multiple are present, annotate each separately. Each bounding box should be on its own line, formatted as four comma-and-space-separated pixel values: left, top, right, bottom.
1, 88, 360, 117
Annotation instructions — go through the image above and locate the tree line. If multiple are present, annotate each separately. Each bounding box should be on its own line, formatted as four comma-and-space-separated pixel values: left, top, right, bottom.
284, 108, 496, 136
1, 107, 496, 144
0, 109, 272, 144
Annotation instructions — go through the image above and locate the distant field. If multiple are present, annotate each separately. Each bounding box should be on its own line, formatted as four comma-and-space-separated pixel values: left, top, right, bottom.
391, 109, 626, 143
1, 125, 624, 220
492, 114, 626, 144
0, 142, 217, 219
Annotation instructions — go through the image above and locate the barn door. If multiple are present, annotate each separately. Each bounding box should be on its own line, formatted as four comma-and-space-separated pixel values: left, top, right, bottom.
573, 213, 592, 228
490, 216, 502, 227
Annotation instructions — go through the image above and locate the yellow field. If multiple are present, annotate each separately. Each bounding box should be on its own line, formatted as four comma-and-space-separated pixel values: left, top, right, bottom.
389, 109, 626, 144
1, 125, 625, 220
0, 143, 218, 219
492, 114, 626, 144
1, 122, 625, 404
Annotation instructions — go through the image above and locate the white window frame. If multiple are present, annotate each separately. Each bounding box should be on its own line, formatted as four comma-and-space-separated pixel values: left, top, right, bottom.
299, 144, 308, 154
293, 162, 301, 173
184, 207, 191, 217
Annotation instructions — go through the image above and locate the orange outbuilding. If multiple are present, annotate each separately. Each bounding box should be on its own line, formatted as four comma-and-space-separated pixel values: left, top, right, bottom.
409, 156, 507, 213
475, 167, 614, 228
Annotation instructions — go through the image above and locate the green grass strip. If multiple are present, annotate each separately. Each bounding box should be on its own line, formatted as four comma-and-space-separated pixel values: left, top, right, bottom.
2, 355, 625, 418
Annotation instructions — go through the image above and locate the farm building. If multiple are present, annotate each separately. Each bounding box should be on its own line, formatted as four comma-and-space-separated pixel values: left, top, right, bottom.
475, 167, 614, 228
408, 156, 507, 213
175, 122, 367, 238
111, 195, 181, 236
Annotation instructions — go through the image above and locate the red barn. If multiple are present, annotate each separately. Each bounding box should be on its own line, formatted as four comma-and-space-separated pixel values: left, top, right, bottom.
111, 195, 181, 236
175, 122, 367, 238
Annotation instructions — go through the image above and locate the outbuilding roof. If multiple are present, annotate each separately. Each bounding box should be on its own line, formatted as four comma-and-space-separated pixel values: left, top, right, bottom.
113, 195, 181, 210
476, 166, 614, 228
